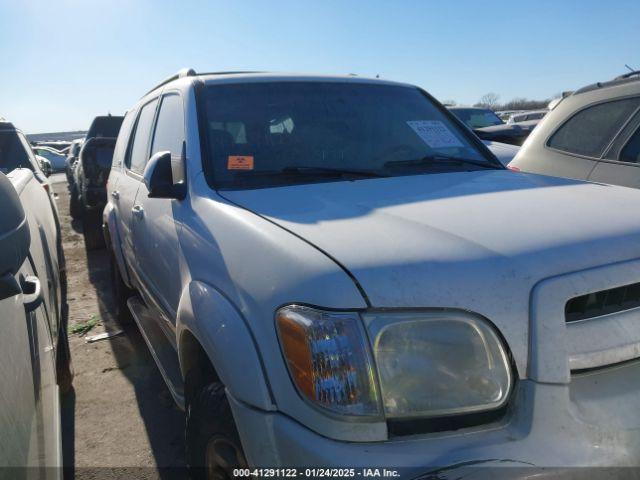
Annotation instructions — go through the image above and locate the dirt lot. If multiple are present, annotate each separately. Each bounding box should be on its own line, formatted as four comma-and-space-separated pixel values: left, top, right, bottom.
53, 174, 186, 479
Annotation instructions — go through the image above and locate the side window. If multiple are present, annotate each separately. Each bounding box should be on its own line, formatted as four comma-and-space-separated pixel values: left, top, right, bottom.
548, 97, 640, 158
112, 111, 136, 170
151, 94, 185, 156
620, 128, 640, 163
127, 99, 159, 174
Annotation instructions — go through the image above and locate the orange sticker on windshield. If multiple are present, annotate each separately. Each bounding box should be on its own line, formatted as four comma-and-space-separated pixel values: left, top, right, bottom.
228, 155, 254, 170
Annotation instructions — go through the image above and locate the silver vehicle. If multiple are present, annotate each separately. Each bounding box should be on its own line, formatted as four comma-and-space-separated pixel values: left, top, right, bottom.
506, 109, 547, 124
105, 69, 640, 477
510, 71, 640, 186
0, 167, 72, 475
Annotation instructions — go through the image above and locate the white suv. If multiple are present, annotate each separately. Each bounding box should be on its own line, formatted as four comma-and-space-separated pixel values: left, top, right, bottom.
104, 69, 640, 477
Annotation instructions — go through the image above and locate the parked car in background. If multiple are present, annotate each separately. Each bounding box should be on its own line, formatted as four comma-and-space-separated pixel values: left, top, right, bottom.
36, 154, 53, 176
448, 106, 533, 146
33, 145, 67, 172
72, 136, 118, 249
0, 168, 72, 473
506, 109, 547, 124
483, 140, 520, 166
105, 69, 640, 476
510, 71, 640, 188
496, 109, 524, 121
32, 140, 72, 153
66, 138, 84, 184
69, 115, 123, 245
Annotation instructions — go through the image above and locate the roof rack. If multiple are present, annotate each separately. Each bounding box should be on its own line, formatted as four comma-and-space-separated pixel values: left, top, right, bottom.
574, 71, 640, 96
143, 68, 196, 96
142, 69, 268, 97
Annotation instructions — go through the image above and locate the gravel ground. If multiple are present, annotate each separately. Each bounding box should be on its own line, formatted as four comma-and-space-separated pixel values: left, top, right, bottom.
53, 174, 186, 479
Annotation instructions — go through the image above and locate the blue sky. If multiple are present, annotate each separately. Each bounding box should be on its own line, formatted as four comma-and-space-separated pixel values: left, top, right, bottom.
1, 0, 638, 133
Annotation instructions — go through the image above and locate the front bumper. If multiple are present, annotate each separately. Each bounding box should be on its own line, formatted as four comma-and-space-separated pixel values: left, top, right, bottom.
230, 360, 640, 477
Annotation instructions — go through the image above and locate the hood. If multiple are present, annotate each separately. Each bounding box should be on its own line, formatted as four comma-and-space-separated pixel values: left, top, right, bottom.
483, 140, 520, 166
476, 123, 523, 134
224, 171, 640, 377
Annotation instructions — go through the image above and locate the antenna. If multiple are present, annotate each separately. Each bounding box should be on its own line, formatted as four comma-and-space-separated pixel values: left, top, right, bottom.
625, 64, 636, 73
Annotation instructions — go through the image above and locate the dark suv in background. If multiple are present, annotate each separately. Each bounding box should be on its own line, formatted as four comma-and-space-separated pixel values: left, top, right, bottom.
70, 114, 123, 249
449, 106, 535, 146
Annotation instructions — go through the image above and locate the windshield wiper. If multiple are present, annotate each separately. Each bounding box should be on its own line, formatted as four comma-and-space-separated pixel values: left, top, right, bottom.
384, 155, 501, 170
280, 166, 389, 178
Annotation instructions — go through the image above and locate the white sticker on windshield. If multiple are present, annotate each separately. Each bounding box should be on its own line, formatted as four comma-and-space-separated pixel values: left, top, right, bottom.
407, 120, 464, 149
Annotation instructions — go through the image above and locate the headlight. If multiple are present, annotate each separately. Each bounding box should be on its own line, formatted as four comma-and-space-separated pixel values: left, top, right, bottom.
276, 306, 512, 421
364, 311, 512, 418
276, 305, 381, 417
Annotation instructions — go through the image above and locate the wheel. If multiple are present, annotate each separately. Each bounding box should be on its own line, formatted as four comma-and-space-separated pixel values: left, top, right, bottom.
69, 186, 83, 220
186, 382, 247, 480
83, 211, 105, 250
110, 250, 134, 325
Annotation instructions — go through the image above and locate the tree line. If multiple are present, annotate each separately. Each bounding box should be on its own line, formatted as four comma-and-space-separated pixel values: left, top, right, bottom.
443, 92, 554, 111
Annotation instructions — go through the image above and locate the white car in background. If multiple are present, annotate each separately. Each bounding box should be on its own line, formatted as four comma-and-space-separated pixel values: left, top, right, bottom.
32, 145, 67, 172
484, 140, 520, 166
506, 109, 548, 124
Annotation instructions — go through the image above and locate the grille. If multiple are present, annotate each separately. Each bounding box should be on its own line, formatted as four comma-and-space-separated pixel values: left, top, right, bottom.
565, 282, 640, 322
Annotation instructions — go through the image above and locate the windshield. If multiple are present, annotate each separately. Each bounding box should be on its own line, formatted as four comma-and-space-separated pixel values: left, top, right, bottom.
0, 131, 33, 174
201, 82, 496, 189
450, 108, 504, 128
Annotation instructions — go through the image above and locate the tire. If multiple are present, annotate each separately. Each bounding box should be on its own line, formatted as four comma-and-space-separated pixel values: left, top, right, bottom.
110, 250, 134, 325
186, 383, 247, 480
83, 211, 105, 250
69, 186, 83, 220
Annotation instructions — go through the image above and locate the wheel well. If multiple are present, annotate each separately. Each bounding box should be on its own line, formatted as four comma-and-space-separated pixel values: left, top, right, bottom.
180, 330, 221, 407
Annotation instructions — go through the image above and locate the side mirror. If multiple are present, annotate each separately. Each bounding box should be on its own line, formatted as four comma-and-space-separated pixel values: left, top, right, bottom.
143, 150, 186, 199
0, 173, 30, 298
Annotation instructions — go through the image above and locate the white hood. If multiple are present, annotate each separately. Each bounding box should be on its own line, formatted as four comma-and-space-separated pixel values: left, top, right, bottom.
224, 171, 640, 377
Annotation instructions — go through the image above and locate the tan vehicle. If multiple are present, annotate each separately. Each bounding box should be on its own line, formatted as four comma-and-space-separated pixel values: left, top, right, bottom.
510, 71, 640, 186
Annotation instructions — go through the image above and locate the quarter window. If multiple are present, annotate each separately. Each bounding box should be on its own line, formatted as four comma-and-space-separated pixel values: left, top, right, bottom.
128, 99, 159, 174
620, 127, 640, 163
548, 98, 640, 158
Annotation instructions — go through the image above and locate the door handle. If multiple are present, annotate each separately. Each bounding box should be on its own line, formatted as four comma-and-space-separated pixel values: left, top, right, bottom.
111, 190, 120, 200
21, 275, 43, 312
131, 204, 144, 219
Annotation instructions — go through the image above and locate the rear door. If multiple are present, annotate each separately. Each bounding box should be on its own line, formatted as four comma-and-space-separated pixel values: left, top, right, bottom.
131, 92, 185, 323
115, 98, 160, 282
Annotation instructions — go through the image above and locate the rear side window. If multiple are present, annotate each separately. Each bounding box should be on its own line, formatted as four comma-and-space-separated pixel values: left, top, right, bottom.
548, 98, 640, 158
127, 99, 158, 174
620, 128, 640, 163
151, 94, 184, 156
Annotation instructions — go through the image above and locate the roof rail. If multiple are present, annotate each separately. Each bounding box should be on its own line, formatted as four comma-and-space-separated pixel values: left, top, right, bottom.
615, 70, 640, 80
143, 68, 196, 96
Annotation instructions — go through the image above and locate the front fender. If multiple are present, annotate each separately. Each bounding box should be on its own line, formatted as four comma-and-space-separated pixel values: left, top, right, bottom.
176, 281, 275, 411
103, 201, 131, 287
